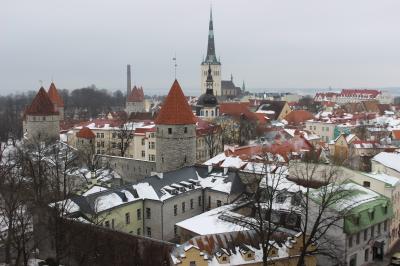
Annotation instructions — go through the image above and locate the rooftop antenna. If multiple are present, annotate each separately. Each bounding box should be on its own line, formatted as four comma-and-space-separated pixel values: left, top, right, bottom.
173, 54, 178, 79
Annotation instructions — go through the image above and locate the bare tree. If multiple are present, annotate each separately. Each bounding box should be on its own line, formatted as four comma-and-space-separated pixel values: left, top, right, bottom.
113, 121, 134, 157
227, 152, 297, 266
203, 124, 222, 159
289, 161, 354, 266
0, 144, 35, 266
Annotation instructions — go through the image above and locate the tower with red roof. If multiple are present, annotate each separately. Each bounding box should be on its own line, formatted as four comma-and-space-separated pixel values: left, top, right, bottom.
125, 85, 146, 115
48, 82, 65, 120
155, 80, 196, 172
23, 87, 60, 141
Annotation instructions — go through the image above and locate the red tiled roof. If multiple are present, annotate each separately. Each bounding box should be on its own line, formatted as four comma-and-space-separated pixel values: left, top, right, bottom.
219, 102, 260, 122
48, 82, 64, 107
155, 80, 196, 125
135, 126, 156, 134
127, 86, 144, 102
392, 130, 400, 140
341, 89, 381, 97
25, 87, 59, 116
284, 110, 314, 125
76, 127, 95, 139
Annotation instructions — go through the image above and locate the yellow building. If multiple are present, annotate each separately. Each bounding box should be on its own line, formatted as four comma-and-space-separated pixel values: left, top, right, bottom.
170, 231, 317, 266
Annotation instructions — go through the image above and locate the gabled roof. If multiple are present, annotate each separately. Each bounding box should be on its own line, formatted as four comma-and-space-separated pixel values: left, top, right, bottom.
48, 82, 64, 107
76, 127, 95, 139
155, 80, 196, 125
25, 87, 59, 116
284, 110, 314, 125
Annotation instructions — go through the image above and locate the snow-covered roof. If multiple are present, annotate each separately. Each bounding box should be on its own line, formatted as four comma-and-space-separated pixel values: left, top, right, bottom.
362, 172, 400, 187
176, 205, 248, 235
372, 152, 400, 173
82, 185, 109, 196
311, 182, 385, 212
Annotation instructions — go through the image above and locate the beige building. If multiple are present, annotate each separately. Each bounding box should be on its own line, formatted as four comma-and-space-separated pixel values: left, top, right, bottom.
305, 120, 336, 142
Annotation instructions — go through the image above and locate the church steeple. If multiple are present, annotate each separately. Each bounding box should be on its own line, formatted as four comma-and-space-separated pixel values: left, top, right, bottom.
206, 64, 214, 94
205, 7, 218, 64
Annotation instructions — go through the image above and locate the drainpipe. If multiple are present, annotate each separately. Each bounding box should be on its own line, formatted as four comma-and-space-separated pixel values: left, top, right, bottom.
161, 200, 164, 240
344, 231, 348, 266
142, 200, 144, 236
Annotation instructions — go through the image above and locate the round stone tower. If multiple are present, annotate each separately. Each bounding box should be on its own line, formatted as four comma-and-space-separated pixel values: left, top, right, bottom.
155, 80, 196, 173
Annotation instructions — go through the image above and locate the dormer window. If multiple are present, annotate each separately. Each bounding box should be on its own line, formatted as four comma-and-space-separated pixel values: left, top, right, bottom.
369, 209, 375, 220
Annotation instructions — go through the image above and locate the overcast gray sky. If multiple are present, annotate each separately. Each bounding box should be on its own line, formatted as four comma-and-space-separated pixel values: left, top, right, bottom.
1, 0, 400, 95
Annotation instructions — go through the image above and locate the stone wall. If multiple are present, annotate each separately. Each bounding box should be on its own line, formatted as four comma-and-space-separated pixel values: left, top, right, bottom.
156, 124, 196, 172
34, 207, 174, 266
23, 114, 60, 141
98, 155, 156, 183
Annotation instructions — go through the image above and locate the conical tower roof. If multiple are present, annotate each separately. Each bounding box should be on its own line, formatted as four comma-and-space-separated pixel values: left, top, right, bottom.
25, 87, 59, 116
155, 80, 196, 125
48, 82, 64, 107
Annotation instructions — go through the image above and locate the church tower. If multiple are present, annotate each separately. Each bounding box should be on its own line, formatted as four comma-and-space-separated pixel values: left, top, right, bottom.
201, 8, 222, 96
196, 64, 219, 119
155, 80, 196, 173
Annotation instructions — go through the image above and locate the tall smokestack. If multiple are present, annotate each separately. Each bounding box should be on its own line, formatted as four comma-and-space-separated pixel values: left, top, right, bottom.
127, 64, 131, 100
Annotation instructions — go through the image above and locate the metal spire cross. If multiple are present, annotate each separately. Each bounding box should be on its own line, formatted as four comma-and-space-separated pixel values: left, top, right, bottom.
173, 54, 178, 79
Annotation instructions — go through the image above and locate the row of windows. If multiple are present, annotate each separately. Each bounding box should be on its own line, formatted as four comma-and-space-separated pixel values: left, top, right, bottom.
203, 70, 220, 76
96, 141, 105, 148
348, 221, 388, 248
31, 116, 48, 121
136, 227, 151, 237
96, 133, 105, 138
200, 109, 217, 117
135, 208, 152, 220
173, 197, 202, 216
156, 127, 189, 135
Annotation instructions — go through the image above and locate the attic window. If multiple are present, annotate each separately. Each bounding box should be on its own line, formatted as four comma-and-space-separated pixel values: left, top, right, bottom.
247, 253, 252, 258
363, 181, 371, 188
383, 205, 388, 214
